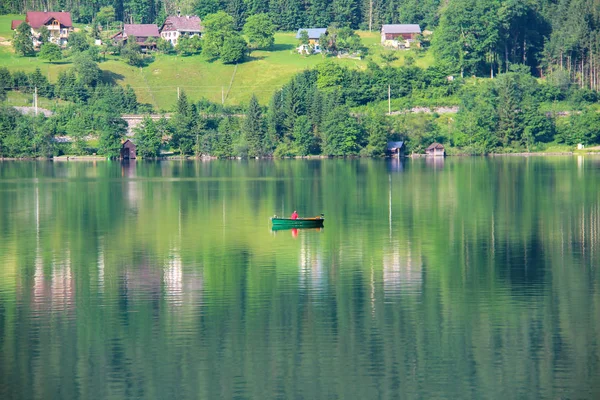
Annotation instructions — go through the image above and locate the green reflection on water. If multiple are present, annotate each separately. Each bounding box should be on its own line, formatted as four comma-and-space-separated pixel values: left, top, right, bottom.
0, 158, 598, 399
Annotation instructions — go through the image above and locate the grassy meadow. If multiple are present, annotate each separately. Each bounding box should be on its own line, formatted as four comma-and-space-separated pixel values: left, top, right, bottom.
0, 14, 434, 110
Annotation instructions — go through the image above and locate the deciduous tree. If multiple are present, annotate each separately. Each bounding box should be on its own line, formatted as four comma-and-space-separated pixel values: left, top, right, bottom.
13, 22, 34, 56
243, 14, 275, 50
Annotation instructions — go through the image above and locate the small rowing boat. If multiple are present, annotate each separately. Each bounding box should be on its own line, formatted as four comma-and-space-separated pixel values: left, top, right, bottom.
271, 214, 324, 229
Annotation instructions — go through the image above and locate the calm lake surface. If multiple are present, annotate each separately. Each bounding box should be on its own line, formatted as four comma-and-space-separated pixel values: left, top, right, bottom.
0, 158, 599, 399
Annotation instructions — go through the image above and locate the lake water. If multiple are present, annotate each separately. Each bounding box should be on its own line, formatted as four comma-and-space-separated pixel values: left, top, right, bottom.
0, 158, 598, 399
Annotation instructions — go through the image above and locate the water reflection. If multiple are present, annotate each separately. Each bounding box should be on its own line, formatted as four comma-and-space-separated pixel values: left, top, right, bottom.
0, 158, 599, 399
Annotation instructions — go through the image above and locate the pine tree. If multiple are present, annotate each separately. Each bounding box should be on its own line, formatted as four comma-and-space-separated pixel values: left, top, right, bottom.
244, 95, 265, 157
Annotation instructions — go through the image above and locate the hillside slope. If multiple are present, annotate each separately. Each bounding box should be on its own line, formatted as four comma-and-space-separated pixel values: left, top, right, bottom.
0, 15, 433, 109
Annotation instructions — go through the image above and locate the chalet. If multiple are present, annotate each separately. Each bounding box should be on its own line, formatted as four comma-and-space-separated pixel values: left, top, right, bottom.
11, 11, 73, 46
112, 24, 160, 49
121, 140, 136, 159
426, 143, 445, 157
381, 24, 421, 49
160, 15, 203, 46
296, 28, 327, 45
387, 141, 404, 157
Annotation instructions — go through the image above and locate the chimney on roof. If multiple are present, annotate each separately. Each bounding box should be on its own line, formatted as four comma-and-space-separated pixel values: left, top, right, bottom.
177, 9, 181, 17
186, 15, 189, 19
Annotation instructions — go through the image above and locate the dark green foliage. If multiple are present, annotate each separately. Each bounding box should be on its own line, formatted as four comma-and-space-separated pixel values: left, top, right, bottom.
97, 113, 127, 158
130, 0, 158, 24
293, 115, 317, 155
38, 43, 63, 63
221, 35, 247, 64
176, 35, 203, 56
97, 6, 116, 26
364, 112, 390, 156
13, 22, 34, 57
322, 106, 363, 155
38, 26, 50, 44
202, 11, 236, 60
0, 68, 11, 91
244, 95, 265, 157
298, 30, 309, 46
0, 107, 54, 158
398, 0, 441, 29
68, 32, 90, 53
134, 116, 163, 157
557, 111, 600, 146
227, 0, 248, 30
73, 54, 102, 88
157, 38, 173, 54
244, 14, 275, 50
171, 91, 207, 155
194, 0, 222, 19
121, 40, 143, 66
29, 68, 54, 98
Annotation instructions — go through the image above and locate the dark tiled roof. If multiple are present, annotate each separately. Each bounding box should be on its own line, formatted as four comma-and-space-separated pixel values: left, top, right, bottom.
381, 24, 421, 34
123, 24, 160, 38
427, 143, 444, 150
161, 16, 202, 32
25, 12, 73, 29
296, 28, 327, 39
387, 141, 404, 150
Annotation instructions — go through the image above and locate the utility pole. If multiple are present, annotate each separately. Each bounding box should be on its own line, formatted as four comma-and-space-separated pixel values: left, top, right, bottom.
221, 86, 224, 105
34, 86, 38, 116
177, 87, 180, 99
388, 84, 391, 114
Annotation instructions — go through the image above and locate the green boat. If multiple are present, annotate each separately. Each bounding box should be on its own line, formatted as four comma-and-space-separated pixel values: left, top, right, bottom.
271, 214, 324, 229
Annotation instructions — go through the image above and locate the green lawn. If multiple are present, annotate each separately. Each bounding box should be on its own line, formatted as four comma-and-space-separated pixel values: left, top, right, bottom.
0, 15, 435, 110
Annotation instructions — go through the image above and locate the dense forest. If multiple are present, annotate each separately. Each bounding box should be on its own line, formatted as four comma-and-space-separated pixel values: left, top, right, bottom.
2, 1, 600, 88
2, 57, 599, 158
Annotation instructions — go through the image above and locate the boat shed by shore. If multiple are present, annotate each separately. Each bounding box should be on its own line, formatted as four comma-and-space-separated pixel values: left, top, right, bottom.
426, 143, 445, 157
121, 139, 136, 159
387, 141, 404, 156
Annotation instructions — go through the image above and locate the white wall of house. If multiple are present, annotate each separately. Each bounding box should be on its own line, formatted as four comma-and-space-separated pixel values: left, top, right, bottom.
161, 31, 200, 46
31, 25, 70, 46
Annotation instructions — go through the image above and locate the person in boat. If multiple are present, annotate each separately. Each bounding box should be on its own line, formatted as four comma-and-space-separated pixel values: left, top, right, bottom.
291, 210, 298, 220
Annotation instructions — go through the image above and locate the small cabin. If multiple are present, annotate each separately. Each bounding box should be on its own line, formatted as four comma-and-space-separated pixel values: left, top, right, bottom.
381, 24, 421, 49
121, 140, 136, 159
426, 143, 445, 157
112, 24, 160, 49
387, 141, 404, 157
296, 28, 327, 45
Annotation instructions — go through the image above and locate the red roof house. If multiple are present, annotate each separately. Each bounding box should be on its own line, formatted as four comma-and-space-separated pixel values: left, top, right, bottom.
11, 11, 73, 46
24, 11, 73, 29
381, 24, 421, 49
112, 24, 160, 48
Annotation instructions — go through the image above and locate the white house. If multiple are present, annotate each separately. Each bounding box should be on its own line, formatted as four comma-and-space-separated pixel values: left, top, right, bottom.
160, 15, 203, 46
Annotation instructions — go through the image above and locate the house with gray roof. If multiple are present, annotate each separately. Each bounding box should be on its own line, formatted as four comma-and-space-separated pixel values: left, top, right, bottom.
387, 141, 404, 156
296, 28, 327, 44
160, 15, 203, 46
381, 24, 421, 49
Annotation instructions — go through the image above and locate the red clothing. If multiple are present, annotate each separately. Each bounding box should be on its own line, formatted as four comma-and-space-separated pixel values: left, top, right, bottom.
291, 211, 298, 220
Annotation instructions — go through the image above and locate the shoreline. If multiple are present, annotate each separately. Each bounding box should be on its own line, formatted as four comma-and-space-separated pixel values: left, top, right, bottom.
4, 152, 600, 161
